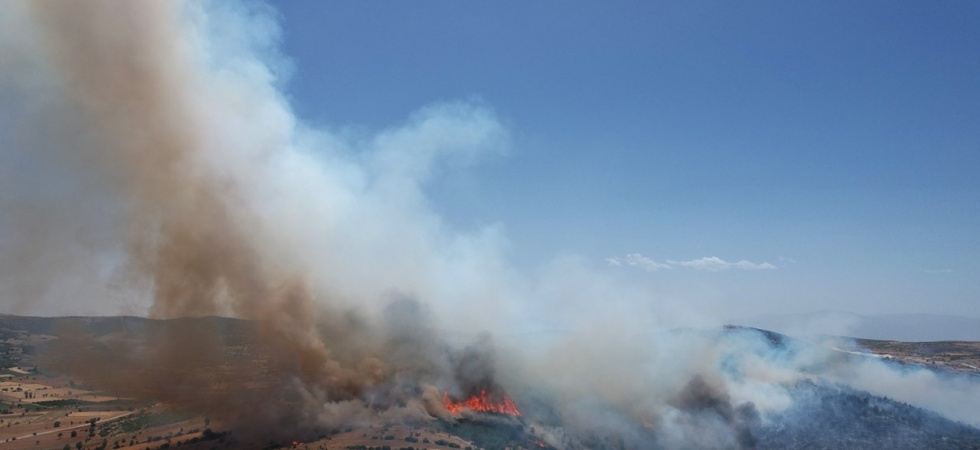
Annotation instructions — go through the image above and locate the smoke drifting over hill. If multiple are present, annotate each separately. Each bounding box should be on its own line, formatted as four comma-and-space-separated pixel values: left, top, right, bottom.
1, 2, 979, 448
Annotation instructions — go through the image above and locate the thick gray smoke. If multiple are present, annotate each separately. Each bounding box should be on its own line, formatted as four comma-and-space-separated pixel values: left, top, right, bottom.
1, 1, 978, 448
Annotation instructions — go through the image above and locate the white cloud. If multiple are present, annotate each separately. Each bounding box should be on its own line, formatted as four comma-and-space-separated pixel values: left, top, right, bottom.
734, 259, 778, 270
668, 256, 777, 271
608, 254, 778, 272
604, 258, 622, 267
606, 253, 672, 271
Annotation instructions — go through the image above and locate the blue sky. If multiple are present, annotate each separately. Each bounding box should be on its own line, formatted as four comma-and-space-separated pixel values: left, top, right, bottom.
268, 1, 980, 318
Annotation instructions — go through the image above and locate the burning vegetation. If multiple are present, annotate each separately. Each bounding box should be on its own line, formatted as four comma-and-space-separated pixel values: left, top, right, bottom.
443, 390, 521, 416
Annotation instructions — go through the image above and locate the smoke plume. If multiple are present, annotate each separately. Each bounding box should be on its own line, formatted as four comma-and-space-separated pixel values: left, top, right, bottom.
2, 1, 979, 448
1, 0, 515, 438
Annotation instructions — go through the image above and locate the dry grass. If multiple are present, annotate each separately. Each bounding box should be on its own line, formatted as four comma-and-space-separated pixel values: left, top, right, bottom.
0, 381, 120, 404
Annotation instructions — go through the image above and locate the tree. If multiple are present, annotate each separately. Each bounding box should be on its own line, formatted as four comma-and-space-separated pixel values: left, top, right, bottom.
71, 431, 77, 438
75, 442, 83, 450
63, 445, 70, 450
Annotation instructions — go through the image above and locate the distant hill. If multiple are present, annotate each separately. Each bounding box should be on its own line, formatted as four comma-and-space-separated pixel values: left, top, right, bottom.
728, 311, 980, 341
0, 313, 251, 338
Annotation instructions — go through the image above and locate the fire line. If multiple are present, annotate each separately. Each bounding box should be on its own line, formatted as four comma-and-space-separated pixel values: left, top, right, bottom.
443, 390, 521, 416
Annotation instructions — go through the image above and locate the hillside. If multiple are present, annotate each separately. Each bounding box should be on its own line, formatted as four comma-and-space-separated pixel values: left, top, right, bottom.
1, 315, 979, 449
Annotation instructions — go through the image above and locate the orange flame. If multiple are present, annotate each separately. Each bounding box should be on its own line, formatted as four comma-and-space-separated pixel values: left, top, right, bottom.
443, 389, 521, 416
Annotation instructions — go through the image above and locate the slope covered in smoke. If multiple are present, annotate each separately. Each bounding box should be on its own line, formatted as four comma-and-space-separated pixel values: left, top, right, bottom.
755, 381, 980, 450
6, 316, 980, 449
